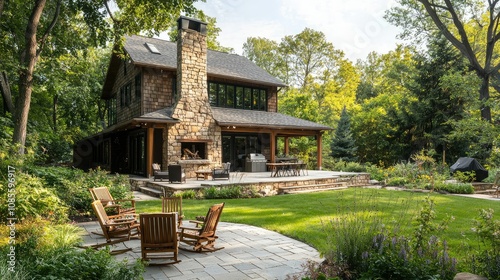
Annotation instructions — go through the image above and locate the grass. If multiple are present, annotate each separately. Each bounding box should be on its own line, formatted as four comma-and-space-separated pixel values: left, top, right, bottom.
136, 188, 500, 257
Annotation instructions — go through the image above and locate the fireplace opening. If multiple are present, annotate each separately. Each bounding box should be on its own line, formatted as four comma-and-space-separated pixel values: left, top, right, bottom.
181, 142, 207, 159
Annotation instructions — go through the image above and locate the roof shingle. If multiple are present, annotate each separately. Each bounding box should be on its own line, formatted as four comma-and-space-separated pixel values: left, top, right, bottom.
124, 35, 287, 87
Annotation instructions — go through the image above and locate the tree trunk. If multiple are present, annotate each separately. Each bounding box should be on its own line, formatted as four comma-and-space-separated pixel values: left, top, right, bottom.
0, 71, 14, 114
479, 74, 492, 122
12, 0, 47, 154
52, 93, 58, 132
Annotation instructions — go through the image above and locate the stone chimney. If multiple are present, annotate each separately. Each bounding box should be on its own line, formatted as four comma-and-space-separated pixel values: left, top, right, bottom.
167, 16, 221, 174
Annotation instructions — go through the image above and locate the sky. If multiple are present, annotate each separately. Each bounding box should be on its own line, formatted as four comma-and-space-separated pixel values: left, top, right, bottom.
191, 0, 404, 62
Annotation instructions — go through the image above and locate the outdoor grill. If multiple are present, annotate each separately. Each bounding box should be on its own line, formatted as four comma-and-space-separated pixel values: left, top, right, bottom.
245, 153, 267, 172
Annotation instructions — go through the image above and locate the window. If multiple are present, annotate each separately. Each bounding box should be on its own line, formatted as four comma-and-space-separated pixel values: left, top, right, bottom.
235, 87, 243, 109
120, 83, 131, 107
107, 97, 117, 126
208, 81, 267, 111
135, 74, 141, 99
244, 88, 251, 109
226, 85, 235, 108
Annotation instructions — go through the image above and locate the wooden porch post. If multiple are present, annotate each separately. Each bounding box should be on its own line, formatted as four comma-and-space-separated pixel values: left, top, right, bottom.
146, 127, 154, 177
270, 131, 276, 163
284, 136, 289, 155
316, 132, 323, 170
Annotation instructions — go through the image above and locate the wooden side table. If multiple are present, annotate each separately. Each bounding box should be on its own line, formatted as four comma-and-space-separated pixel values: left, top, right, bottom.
195, 170, 212, 180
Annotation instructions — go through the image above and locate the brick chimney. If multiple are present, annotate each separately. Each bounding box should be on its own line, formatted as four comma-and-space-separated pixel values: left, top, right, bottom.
167, 16, 221, 173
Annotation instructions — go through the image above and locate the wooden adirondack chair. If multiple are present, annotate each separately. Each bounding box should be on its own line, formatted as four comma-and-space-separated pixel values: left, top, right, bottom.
89, 187, 136, 215
89, 200, 140, 253
162, 197, 184, 227
139, 213, 180, 265
179, 202, 225, 252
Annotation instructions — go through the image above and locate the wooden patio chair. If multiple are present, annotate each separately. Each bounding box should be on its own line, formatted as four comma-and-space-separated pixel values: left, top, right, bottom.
152, 163, 169, 181
179, 202, 225, 252
139, 213, 180, 265
89, 200, 140, 254
162, 196, 184, 227
212, 162, 230, 180
89, 187, 136, 215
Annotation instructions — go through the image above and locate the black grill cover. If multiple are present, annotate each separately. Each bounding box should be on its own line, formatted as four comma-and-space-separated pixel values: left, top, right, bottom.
450, 157, 488, 182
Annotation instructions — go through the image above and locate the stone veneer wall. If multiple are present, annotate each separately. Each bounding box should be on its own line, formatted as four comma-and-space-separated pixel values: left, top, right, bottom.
167, 26, 222, 178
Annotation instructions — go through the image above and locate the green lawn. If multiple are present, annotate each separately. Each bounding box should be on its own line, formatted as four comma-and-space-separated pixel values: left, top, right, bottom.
136, 188, 500, 256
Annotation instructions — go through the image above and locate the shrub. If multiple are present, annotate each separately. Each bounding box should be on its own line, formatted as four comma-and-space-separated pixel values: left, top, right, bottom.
0, 220, 144, 280
466, 209, 500, 279
175, 189, 198, 199
386, 176, 408, 186
309, 194, 458, 280
453, 171, 476, 183
364, 163, 385, 181
0, 173, 68, 223
27, 166, 132, 216
202, 185, 259, 199
433, 182, 474, 194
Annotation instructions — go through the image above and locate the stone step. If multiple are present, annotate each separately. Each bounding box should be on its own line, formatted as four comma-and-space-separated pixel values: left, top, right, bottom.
475, 189, 498, 196
279, 182, 347, 194
146, 181, 166, 192
139, 186, 163, 198
283, 186, 348, 194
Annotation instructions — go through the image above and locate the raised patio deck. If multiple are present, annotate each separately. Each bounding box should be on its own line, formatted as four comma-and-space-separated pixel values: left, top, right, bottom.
130, 170, 371, 197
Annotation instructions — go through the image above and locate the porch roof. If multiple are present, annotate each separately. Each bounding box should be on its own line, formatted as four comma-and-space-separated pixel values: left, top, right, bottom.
212, 107, 332, 131
126, 107, 331, 131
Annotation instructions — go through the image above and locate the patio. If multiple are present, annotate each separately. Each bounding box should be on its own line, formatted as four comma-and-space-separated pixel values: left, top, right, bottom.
79, 218, 322, 280
131, 170, 371, 197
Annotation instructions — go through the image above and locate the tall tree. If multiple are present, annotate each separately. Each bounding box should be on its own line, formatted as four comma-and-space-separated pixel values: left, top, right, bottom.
352, 47, 416, 165
386, 0, 500, 122
0, 0, 198, 154
279, 28, 340, 89
408, 34, 475, 163
243, 37, 286, 84
330, 107, 357, 162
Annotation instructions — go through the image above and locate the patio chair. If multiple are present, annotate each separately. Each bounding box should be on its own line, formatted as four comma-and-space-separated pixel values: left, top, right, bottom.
152, 163, 169, 181
162, 196, 184, 227
168, 164, 186, 183
212, 162, 230, 180
89, 200, 140, 253
89, 187, 136, 215
179, 202, 225, 252
139, 213, 180, 265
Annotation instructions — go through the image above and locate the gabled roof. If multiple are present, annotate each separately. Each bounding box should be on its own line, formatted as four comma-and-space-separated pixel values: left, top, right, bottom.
125, 35, 286, 87
212, 107, 331, 131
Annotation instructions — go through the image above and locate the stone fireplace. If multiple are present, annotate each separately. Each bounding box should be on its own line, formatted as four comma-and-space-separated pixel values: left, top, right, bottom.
180, 141, 207, 160
165, 16, 222, 178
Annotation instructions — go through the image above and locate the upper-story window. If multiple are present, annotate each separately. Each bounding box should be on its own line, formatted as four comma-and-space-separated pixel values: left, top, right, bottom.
208, 82, 267, 111
120, 83, 132, 107
135, 74, 141, 99
107, 96, 117, 126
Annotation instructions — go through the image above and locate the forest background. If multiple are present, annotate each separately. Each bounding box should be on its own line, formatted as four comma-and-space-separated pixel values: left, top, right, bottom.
1, 0, 500, 171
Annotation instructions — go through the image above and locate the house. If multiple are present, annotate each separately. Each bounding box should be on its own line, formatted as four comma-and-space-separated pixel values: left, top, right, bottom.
74, 16, 331, 178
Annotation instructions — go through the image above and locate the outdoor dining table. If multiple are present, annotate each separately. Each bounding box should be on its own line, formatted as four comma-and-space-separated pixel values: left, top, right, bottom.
266, 162, 307, 177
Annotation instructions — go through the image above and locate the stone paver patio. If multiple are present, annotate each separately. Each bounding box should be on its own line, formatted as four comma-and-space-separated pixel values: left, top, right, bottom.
78, 220, 322, 280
